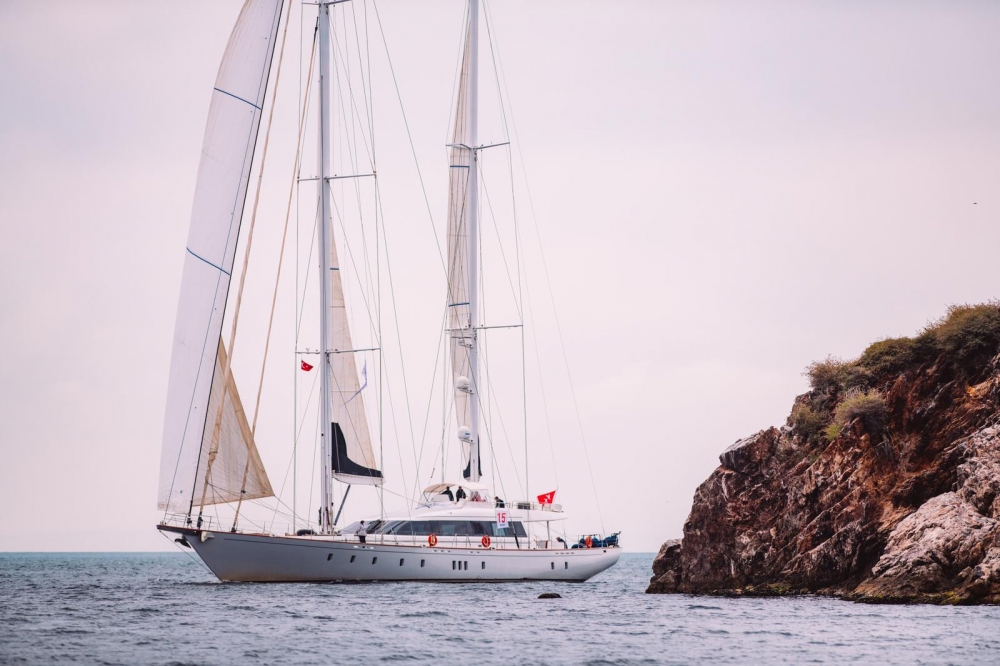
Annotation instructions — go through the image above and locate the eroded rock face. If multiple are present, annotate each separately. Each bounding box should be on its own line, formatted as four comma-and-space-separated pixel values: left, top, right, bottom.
648, 351, 1000, 604
852, 492, 998, 602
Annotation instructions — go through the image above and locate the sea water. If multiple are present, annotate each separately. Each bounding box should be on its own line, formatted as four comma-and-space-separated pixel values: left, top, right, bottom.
1, 552, 998, 664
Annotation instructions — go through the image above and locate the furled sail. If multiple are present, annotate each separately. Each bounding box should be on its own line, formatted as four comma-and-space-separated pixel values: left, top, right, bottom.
158, 0, 283, 514
326, 219, 382, 485
446, 17, 478, 480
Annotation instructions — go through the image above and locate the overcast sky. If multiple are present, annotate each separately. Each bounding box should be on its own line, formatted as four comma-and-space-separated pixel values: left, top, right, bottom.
1, 0, 999, 553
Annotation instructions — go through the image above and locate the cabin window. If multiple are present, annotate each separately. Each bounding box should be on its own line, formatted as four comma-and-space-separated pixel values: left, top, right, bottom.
452, 561, 456, 570
420, 559, 425, 568
481, 562, 485, 570
551, 562, 555, 570
372, 557, 377, 565
399, 558, 404, 567
350, 555, 356, 563
326, 553, 333, 561
564, 562, 568, 570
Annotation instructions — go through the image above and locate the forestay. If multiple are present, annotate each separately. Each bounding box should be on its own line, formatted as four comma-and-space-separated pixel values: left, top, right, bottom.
446, 15, 476, 478
158, 0, 283, 514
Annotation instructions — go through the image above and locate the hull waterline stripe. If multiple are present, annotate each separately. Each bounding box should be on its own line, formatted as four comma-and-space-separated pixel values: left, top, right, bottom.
187, 247, 231, 276
214, 87, 263, 111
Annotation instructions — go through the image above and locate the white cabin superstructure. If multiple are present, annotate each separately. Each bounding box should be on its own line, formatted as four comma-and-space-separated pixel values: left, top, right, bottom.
156, 0, 619, 583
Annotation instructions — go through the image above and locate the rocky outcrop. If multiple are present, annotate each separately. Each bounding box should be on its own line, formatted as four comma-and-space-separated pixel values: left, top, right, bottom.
648, 304, 1000, 604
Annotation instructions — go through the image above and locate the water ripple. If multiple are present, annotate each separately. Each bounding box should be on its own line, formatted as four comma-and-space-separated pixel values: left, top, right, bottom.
1, 553, 999, 664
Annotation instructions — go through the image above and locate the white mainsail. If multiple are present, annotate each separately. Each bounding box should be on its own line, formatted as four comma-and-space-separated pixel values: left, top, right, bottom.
447, 15, 478, 479
326, 228, 382, 485
158, 0, 283, 514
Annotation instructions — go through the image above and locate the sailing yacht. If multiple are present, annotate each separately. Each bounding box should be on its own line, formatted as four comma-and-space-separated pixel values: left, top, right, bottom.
156, 0, 620, 583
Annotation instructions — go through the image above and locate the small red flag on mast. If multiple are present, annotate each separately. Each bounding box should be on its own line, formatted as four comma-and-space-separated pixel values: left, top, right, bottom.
537, 490, 556, 505
300, 360, 314, 372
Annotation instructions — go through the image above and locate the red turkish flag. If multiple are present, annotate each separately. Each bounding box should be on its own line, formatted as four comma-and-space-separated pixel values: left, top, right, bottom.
537, 490, 556, 505
300, 360, 314, 372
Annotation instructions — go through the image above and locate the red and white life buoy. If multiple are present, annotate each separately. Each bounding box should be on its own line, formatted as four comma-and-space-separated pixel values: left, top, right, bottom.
428, 534, 438, 547
481, 535, 491, 548
585, 535, 593, 549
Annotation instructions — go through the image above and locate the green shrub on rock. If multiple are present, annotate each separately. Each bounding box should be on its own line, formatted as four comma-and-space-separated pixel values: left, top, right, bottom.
858, 337, 919, 378
834, 389, 888, 435
923, 302, 1000, 375
790, 403, 830, 442
806, 357, 869, 394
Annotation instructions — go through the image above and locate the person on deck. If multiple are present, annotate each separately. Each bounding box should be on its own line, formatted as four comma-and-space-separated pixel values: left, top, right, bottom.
356, 520, 367, 544
455, 486, 467, 501
441, 487, 455, 502
494, 496, 505, 508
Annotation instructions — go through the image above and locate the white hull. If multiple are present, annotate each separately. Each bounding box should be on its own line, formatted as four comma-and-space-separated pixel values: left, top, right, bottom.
160, 526, 620, 583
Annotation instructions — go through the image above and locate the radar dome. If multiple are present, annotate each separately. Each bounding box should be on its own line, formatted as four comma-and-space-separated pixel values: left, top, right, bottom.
458, 426, 472, 442
456, 376, 471, 393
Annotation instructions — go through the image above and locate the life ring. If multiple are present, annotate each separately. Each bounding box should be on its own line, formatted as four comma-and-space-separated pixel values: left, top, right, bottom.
428, 534, 438, 547
585, 535, 593, 549
481, 535, 491, 548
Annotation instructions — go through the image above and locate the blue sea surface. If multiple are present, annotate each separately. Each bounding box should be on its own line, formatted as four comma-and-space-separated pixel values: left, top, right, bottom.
1, 552, 998, 664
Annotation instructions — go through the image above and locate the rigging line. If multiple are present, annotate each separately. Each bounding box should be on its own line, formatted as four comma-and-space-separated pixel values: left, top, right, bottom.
327, 165, 416, 508
482, 1, 510, 144
197, 0, 291, 513
307, 390, 321, 525
373, 188, 421, 489
295, 201, 322, 338
329, 190, 380, 343
407, 302, 449, 505
457, 325, 524, 497
484, 4, 533, 494
519, 251, 560, 488
478, 164, 522, 319
329, 46, 379, 345
348, 2, 375, 159
330, 15, 374, 168
233, 1, 316, 531
476, 326, 524, 496
443, 2, 471, 146
370, 0, 447, 279
271, 362, 321, 528
484, 0, 601, 529
485, 3, 530, 499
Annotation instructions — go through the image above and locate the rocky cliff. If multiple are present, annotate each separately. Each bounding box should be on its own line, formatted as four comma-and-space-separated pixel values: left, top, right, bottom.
649, 303, 1000, 604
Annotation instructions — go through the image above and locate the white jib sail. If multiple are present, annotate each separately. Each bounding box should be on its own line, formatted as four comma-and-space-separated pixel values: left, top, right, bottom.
446, 17, 475, 476
327, 223, 382, 485
193, 340, 273, 507
158, 0, 283, 514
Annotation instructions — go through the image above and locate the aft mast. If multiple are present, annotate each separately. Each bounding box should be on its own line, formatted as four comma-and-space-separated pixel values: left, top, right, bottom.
467, 0, 481, 483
